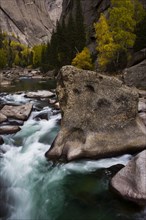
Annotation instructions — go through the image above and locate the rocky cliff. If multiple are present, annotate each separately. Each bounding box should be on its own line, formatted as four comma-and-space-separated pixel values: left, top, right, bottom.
0, 0, 145, 47
0, 0, 62, 45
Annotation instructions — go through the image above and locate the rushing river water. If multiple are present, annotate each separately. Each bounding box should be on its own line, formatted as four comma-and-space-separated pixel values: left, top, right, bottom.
0, 79, 146, 220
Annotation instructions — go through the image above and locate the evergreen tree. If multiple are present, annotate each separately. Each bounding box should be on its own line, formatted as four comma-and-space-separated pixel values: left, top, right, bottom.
44, 0, 86, 70
66, 14, 77, 64
75, 0, 86, 52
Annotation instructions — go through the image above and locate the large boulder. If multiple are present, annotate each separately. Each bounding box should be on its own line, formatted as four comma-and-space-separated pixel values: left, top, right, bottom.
124, 59, 146, 90
45, 66, 146, 161
0, 103, 33, 121
110, 150, 146, 206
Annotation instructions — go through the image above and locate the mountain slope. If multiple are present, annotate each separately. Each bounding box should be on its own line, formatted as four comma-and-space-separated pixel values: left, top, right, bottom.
0, 0, 62, 46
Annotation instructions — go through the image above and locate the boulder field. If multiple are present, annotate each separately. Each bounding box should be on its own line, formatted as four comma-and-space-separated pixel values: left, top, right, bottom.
45, 66, 146, 161
0, 103, 33, 135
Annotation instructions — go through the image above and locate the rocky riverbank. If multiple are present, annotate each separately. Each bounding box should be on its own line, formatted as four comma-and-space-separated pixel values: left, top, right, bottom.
0, 67, 56, 87
0, 90, 59, 145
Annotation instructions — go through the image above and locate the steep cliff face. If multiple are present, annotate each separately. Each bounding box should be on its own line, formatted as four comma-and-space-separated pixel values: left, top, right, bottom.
0, 0, 62, 46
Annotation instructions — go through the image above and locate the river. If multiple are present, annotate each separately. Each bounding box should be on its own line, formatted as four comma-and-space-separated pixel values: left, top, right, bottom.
0, 78, 145, 220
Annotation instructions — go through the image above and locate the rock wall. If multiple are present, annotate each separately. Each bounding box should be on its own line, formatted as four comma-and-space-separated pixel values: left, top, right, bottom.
45, 66, 146, 161
0, 0, 62, 45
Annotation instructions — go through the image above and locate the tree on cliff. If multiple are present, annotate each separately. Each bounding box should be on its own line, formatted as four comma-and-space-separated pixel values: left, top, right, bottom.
72, 47, 93, 70
94, 0, 145, 71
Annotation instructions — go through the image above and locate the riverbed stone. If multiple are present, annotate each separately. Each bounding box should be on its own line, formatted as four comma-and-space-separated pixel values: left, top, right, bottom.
0, 113, 7, 123
0, 126, 21, 135
0, 103, 33, 121
110, 150, 146, 206
25, 90, 54, 98
45, 66, 146, 161
0, 136, 4, 145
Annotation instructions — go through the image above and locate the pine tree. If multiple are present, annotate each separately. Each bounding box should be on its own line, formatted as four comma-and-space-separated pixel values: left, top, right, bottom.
75, 0, 86, 52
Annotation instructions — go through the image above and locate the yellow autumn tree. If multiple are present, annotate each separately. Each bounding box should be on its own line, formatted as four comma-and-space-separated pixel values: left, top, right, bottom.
94, 14, 119, 70
94, 0, 145, 71
0, 48, 7, 69
72, 47, 93, 70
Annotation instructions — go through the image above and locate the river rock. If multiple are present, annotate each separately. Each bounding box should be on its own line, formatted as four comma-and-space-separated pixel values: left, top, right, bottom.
124, 59, 146, 90
0, 126, 21, 135
0, 136, 4, 145
138, 99, 146, 112
45, 66, 146, 161
110, 150, 146, 206
0, 113, 7, 123
25, 90, 54, 98
0, 103, 33, 121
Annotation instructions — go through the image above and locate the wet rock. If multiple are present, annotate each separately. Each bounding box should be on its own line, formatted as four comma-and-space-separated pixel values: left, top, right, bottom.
34, 112, 49, 121
108, 164, 125, 177
0, 126, 21, 135
25, 90, 54, 98
138, 99, 146, 112
124, 60, 146, 90
110, 150, 146, 206
7, 119, 24, 126
0, 136, 4, 145
0, 113, 7, 123
0, 103, 33, 121
54, 102, 60, 110
46, 66, 146, 161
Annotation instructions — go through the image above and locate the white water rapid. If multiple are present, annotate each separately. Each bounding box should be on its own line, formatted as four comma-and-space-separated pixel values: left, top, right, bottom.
0, 92, 145, 220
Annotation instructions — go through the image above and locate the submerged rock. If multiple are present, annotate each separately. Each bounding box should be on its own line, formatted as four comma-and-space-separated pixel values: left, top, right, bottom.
0, 103, 33, 121
0, 125, 21, 135
45, 66, 146, 161
25, 90, 54, 98
110, 150, 146, 206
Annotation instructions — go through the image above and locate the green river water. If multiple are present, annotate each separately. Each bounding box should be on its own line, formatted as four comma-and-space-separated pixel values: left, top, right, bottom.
0, 78, 145, 220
